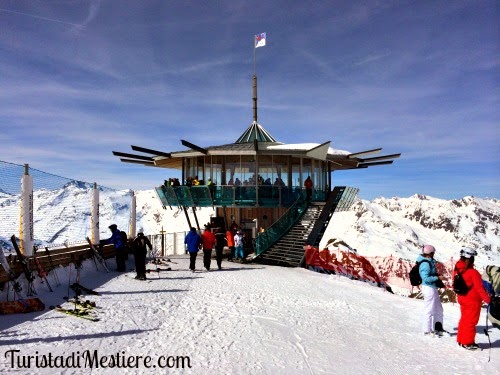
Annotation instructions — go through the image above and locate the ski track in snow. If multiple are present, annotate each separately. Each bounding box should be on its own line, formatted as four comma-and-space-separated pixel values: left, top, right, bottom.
0, 255, 499, 375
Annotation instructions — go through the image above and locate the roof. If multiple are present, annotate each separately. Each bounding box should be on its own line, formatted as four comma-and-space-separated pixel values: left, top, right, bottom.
112, 122, 400, 171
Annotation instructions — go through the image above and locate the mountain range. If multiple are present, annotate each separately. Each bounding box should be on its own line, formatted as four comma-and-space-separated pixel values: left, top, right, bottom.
1, 183, 499, 270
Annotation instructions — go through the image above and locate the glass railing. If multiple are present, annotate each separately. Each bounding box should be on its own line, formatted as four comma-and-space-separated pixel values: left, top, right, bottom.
155, 185, 314, 208
253, 195, 307, 257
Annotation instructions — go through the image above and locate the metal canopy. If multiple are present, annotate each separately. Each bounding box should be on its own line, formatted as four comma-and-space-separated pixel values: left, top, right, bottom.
235, 121, 278, 143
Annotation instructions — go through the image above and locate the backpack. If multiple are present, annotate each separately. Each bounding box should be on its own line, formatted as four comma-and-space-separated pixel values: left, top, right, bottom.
409, 260, 429, 286
119, 231, 129, 249
453, 270, 469, 296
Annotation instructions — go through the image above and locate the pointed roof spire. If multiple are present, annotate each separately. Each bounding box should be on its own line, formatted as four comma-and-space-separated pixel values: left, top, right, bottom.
235, 121, 278, 143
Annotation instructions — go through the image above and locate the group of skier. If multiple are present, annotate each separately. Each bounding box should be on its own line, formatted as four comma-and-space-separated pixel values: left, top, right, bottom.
417, 244, 498, 350
100, 224, 152, 280
184, 225, 243, 272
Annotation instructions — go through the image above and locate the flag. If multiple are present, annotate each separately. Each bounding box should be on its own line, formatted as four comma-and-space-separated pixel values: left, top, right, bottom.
255, 32, 266, 48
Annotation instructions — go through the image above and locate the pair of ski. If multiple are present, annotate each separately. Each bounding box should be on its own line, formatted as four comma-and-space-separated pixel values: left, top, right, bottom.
49, 305, 100, 322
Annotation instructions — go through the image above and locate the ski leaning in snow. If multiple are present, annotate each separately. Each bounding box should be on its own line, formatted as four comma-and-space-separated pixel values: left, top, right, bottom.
0, 244, 23, 299
10, 235, 36, 296
33, 246, 53, 292
85, 237, 110, 272
49, 305, 100, 322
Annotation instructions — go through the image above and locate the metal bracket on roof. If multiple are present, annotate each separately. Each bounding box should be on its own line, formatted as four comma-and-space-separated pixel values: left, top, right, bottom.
181, 140, 208, 155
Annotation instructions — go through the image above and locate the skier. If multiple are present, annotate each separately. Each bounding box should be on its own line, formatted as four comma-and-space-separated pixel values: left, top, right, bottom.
185, 227, 201, 272
454, 248, 491, 350
226, 227, 235, 261
482, 265, 500, 328
234, 230, 244, 261
100, 224, 127, 272
132, 231, 152, 280
417, 245, 447, 336
214, 227, 226, 270
201, 225, 216, 271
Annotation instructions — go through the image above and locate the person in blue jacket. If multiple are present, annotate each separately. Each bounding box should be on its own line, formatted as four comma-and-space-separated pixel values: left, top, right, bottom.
418, 244, 447, 336
100, 224, 126, 272
185, 227, 201, 272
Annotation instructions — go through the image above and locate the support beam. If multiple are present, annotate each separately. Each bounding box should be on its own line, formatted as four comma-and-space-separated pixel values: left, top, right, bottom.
181, 140, 208, 155
347, 148, 382, 159
130, 145, 171, 158
119, 158, 155, 165
112, 151, 154, 161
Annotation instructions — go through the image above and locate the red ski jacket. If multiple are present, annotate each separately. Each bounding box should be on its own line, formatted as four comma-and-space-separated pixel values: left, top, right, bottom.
453, 260, 490, 305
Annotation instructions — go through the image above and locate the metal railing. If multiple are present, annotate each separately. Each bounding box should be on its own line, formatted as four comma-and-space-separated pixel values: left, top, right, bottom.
253, 195, 308, 257
155, 184, 317, 208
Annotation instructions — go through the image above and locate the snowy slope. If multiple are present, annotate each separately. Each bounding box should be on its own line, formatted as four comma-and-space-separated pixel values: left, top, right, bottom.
0, 256, 498, 374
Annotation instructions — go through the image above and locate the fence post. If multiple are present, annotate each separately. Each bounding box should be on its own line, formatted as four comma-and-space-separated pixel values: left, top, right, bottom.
129, 191, 136, 239
20, 164, 34, 256
91, 182, 100, 244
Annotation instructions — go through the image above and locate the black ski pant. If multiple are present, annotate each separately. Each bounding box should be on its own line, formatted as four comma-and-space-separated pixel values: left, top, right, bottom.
134, 249, 146, 278
215, 246, 224, 269
116, 249, 126, 272
189, 252, 198, 271
203, 249, 212, 270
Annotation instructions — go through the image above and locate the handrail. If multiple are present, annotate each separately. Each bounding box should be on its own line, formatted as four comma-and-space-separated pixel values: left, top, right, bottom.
253, 195, 307, 257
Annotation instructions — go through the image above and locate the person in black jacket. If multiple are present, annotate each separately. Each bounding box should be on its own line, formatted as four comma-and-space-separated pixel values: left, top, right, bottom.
132, 232, 152, 280
214, 227, 226, 270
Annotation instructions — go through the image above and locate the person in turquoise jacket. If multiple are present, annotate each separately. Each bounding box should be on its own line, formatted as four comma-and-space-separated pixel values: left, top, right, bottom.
417, 245, 447, 336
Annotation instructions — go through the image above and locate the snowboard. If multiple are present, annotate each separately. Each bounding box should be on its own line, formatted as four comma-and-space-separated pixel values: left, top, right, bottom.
0, 297, 45, 315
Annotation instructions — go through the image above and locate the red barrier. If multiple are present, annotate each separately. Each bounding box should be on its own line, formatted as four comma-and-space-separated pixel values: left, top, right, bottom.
304, 246, 456, 292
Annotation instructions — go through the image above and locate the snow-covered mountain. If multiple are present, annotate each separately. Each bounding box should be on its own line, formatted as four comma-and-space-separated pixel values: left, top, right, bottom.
1, 184, 499, 269
320, 194, 500, 270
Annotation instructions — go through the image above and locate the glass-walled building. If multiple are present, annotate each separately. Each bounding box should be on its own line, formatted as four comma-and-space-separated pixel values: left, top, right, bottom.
113, 121, 399, 239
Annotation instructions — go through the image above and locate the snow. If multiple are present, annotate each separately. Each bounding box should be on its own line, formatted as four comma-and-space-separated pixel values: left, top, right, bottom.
1, 255, 498, 374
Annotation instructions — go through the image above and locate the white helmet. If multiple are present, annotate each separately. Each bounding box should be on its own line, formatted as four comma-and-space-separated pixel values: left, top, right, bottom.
460, 248, 477, 258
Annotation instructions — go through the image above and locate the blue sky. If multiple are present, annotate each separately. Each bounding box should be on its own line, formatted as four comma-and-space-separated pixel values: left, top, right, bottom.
0, 1, 498, 200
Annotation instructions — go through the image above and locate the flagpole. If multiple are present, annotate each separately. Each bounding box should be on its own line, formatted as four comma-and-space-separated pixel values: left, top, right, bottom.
253, 35, 258, 123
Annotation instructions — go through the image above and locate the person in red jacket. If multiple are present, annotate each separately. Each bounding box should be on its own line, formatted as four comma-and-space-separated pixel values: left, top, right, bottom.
454, 248, 491, 350
201, 225, 216, 271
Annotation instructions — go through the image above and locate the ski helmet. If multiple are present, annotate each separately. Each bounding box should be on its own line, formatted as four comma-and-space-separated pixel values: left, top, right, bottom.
422, 245, 436, 254
460, 248, 477, 258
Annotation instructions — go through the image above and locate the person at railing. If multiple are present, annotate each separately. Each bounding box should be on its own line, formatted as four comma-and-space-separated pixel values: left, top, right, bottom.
304, 176, 313, 201
193, 176, 200, 186
172, 178, 181, 187
185, 227, 201, 272
201, 224, 216, 271
207, 179, 216, 198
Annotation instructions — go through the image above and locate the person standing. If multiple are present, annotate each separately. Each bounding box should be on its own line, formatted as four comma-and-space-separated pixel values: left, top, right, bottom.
417, 245, 447, 336
454, 248, 491, 350
201, 225, 216, 271
100, 224, 126, 272
226, 228, 235, 261
132, 231, 152, 280
482, 265, 500, 328
214, 227, 226, 270
304, 176, 313, 201
185, 227, 201, 272
234, 230, 244, 261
